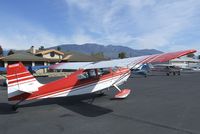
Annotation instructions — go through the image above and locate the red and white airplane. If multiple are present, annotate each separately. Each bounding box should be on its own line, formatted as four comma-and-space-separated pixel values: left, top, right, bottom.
6, 49, 196, 110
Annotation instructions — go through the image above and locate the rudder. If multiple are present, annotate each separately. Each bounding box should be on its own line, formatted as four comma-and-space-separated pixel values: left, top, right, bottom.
6, 62, 43, 100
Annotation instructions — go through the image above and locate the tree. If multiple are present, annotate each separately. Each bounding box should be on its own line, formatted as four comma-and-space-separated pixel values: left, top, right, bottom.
187, 53, 195, 58
57, 46, 61, 51
7, 49, 14, 55
39, 46, 45, 50
0, 45, 3, 56
118, 52, 126, 59
91, 52, 104, 58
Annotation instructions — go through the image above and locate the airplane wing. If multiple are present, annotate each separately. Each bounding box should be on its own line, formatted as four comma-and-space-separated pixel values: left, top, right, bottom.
49, 62, 92, 70
49, 49, 197, 70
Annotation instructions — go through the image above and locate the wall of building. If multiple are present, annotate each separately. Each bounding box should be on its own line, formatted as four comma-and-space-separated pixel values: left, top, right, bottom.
43, 53, 63, 60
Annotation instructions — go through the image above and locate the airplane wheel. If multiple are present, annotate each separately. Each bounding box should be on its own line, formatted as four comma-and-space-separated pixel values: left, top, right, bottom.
96, 91, 105, 96
2, 81, 7, 87
12, 105, 18, 111
98, 93, 105, 96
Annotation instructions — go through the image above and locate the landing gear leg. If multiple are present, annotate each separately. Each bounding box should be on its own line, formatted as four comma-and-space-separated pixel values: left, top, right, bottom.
12, 99, 24, 111
113, 84, 131, 99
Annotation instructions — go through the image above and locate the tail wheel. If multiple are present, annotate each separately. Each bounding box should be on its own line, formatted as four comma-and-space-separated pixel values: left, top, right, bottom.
178, 71, 181, 75
11, 105, 18, 111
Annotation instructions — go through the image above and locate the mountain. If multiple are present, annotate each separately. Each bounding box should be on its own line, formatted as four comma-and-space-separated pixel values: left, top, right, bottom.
48, 43, 163, 58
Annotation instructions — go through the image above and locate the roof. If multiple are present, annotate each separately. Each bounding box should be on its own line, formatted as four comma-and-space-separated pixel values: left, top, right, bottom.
1, 52, 49, 62
0, 56, 4, 60
62, 51, 106, 62
36, 49, 64, 55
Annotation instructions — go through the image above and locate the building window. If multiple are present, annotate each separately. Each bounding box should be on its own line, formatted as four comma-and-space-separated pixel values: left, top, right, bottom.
50, 52, 55, 57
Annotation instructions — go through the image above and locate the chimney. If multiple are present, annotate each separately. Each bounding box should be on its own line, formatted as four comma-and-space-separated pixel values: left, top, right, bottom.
30, 46, 36, 54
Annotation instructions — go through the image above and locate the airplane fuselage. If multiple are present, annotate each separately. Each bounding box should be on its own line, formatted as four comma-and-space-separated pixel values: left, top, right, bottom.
9, 67, 131, 101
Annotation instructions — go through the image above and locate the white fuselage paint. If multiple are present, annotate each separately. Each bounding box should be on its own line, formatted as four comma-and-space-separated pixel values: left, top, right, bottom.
40, 73, 131, 99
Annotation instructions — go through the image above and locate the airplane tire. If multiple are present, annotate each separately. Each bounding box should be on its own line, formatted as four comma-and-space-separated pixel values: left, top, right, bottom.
96, 91, 105, 96
178, 72, 181, 75
2, 82, 7, 87
12, 105, 18, 111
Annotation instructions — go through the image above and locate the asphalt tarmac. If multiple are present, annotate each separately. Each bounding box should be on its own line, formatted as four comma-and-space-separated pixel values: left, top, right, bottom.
0, 72, 200, 134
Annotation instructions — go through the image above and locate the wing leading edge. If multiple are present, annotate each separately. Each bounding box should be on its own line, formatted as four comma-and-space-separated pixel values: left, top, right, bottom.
49, 49, 197, 70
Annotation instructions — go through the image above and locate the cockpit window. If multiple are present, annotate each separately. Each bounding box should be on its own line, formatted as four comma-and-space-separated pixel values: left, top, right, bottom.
111, 67, 119, 72
88, 69, 96, 77
78, 68, 111, 80
78, 72, 89, 80
97, 68, 110, 76
77, 69, 97, 80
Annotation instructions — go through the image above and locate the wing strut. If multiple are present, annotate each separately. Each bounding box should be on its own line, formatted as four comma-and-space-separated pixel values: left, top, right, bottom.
113, 84, 122, 92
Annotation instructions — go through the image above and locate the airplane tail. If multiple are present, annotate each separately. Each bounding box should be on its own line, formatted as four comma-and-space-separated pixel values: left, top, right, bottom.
6, 62, 43, 101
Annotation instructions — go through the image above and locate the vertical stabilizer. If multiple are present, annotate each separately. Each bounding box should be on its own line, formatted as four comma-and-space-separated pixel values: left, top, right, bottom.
6, 62, 43, 100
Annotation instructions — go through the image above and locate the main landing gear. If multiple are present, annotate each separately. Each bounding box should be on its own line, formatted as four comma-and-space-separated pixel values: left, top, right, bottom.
12, 99, 24, 111
113, 84, 131, 99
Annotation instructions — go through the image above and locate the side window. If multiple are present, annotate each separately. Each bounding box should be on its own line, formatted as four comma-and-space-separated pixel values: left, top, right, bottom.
77, 70, 97, 80
112, 67, 118, 72
102, 68, 110, 75
97, 68, 110, 76
88, 70, 96, 77
78, 72, 89, 80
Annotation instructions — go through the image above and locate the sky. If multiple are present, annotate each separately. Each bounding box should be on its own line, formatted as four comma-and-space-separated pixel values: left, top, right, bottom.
0, 0, 200, 52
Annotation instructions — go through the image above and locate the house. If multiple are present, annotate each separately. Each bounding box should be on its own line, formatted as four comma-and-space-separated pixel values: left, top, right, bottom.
0, 46, 106, 74
35, 49, 64, 63
0, 52, 49, 67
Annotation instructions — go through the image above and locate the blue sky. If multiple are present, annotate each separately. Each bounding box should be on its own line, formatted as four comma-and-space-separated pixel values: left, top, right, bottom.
0, 0, 200, 52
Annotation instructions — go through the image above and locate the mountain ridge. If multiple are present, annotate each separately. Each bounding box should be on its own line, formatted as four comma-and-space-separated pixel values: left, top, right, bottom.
48, 43, 163, 58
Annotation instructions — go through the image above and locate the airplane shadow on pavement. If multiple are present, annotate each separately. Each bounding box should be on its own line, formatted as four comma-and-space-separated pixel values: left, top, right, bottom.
0, 93, 113, 117
0, 103, 18, 114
